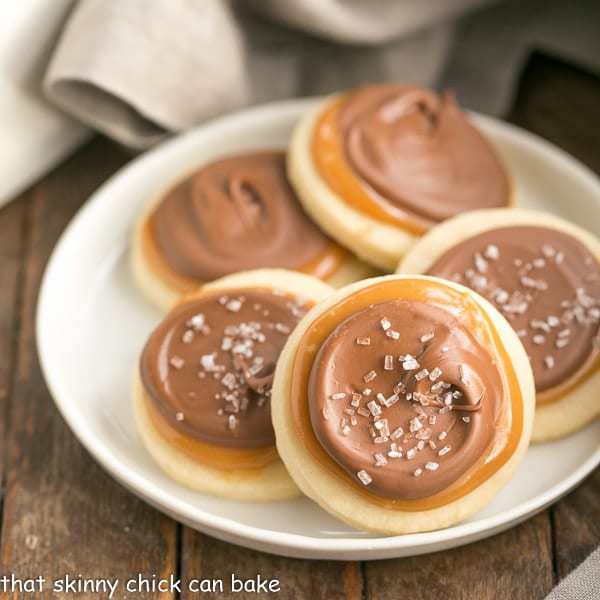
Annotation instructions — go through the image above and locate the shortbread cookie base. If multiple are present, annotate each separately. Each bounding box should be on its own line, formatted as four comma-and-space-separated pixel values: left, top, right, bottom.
133, 373, 298, 501
131, 207, 181, 312
131, 190, 377, 312
134, 268, 334, 501
271, 274, 535, 534
397, 208, 600, 442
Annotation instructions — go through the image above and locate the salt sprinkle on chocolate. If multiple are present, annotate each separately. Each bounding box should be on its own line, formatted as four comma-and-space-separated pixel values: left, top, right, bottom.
484, 244, 499, 260
374, 453, 388, 467
381, 393, 399, 408
409, 417, 423, 432
357, 470, 372, 485
402, 355, 419, 370
363, 370, 377, 383
367, 400, 382, 417
429, 367, 442, 381
415, 368, 429, 381
170, 356, 185, 370
225, 299, 243, 312
390, 426, 404, 440
275, 323, 291, 334
188, 313, 205, 330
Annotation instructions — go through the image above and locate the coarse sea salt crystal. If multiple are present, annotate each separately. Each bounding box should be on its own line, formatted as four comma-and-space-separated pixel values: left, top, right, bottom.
357, 470, 372, 485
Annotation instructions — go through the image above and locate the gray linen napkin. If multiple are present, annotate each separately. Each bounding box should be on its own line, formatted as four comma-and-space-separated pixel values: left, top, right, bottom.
545, 547, 600, 600
44, 0, 469, 148
44, 0, 600, 150
44, 0, 249, 147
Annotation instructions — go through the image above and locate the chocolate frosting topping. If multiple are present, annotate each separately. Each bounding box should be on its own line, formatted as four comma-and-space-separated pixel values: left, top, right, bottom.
141, 288, 307, 448
427, 225, 600, 393
309, 299, 503, 499
152, 151, 331, 280
337, 85, 510, 223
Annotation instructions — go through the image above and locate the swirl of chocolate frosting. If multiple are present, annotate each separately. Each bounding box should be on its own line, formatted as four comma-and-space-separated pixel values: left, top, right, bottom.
152, 151, 332, 280
141, 288, 308, 448
337, 85, 510, 223
308, 299, 504, 499
427, 225, 600, 393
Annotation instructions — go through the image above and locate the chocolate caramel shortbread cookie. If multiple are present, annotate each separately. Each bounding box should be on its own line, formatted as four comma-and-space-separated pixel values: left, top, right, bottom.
398, 208, 600, 441
134, 269, 333, 501
132, 151, 375, 310
288, 85, 512, 270
272, 275, 534, 533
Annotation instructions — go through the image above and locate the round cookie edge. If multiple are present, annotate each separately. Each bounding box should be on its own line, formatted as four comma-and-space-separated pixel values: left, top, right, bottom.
396, 207, 600, 442
271, 274, 535, 534
133, 268, 334, 501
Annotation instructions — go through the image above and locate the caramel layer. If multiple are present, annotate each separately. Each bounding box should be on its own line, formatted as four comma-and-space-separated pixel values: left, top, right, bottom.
143, 388, 279, 472
312, 99, 429, 234
289, 279, 524, 511
536, 354, 600, 406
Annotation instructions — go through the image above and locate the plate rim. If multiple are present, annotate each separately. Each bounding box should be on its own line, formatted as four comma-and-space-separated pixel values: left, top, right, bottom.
36, 97, 600, 559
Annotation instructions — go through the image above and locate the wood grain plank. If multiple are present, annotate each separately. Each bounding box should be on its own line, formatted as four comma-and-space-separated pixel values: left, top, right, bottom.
552, 469, 600, 579
508, 50, 600, 174
180, 529, 362, 600
0, 199, 27, 487
511, 52, 600, 579
0, 138, 178, 599
509, 50, 600, 581
364, 513, 553, 600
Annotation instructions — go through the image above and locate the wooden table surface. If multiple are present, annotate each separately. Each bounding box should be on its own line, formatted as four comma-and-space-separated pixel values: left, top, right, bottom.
0, 51, 598, 599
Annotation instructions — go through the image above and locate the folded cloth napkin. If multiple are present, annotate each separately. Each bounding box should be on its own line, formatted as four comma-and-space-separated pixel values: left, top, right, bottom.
44, 0, 248, 148
45, 0, 482, 148
44, 0, 600, 150
544, 547, 600, 600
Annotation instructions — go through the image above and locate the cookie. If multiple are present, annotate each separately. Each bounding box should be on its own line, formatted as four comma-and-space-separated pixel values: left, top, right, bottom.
272, 275, 534, 533
398, 208, 600, 441
134, 269, 333, 501
131, 150, 375, 310
288, 84, 512, 271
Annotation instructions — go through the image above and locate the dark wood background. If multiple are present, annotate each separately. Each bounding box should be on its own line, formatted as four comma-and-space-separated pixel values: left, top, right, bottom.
0, 51, 598, 599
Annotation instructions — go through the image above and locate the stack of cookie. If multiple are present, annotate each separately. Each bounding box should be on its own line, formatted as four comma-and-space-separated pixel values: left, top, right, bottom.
130, 84, 600, 535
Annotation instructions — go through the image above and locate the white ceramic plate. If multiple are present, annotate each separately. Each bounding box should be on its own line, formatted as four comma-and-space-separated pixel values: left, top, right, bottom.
37, 99, 600, 560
